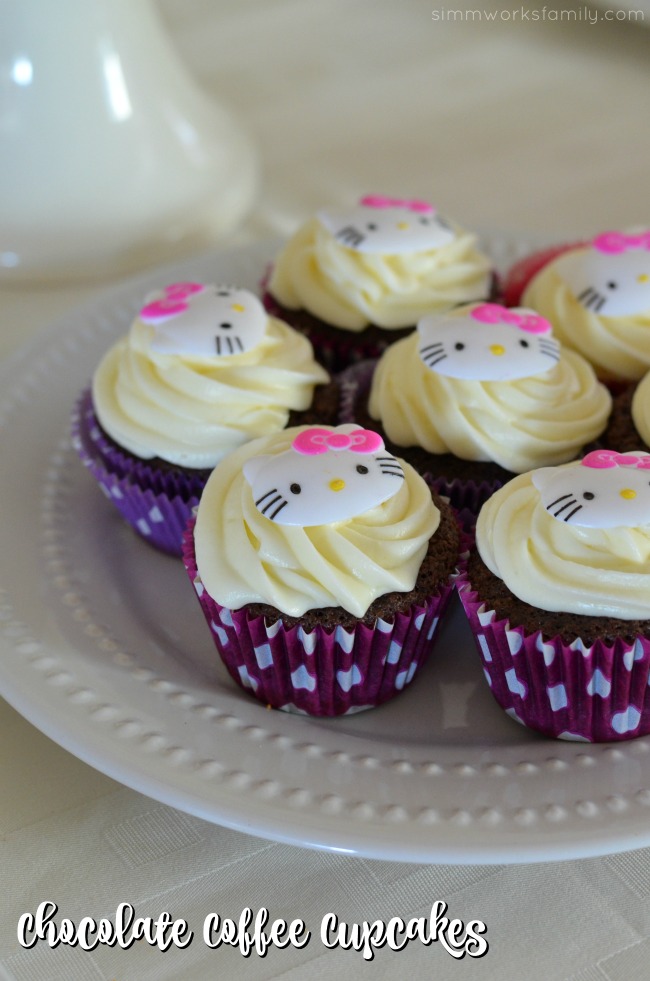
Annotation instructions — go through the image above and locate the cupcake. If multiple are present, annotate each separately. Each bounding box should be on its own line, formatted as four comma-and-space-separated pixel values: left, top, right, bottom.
182, 423, 460, 715
72, 282, 330, 555
339, 302, 612, 515
458, 449, 650, 741
264, 194, 494, 372
508, 230, 650, 384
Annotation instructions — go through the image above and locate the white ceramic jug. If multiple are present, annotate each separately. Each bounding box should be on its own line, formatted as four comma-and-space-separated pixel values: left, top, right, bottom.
0, 0, 258, 282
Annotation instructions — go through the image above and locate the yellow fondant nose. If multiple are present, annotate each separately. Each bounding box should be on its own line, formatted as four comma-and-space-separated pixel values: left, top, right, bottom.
620, 488, 636, 499
329, 478, 345, 492
489, 344, 506, 356
231, 303, 245, 312
637, 274, 649, 284
397, 221, 409, 230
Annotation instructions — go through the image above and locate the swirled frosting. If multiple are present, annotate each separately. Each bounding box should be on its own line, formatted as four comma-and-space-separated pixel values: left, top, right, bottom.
368, 317, 611, 473
522, 248, 650, 382
477, 467, 650, 618
193, 427, 440, 617
268, 216, 492, 331
92, 311, 329, 469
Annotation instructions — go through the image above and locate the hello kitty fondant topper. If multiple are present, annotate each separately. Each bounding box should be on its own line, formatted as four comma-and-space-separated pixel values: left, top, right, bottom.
417, 303, 560, 381
532, 449, 650, 528
552, 232, 650, 317
139, 283, 268, 357
316, 195, 454, 254
243, 425, 405, 526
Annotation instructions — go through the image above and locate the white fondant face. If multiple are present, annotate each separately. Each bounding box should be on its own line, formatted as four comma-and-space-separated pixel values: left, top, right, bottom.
533, 453, 650, 528
141, 284, 268, 357
417, 309, 560, 381
316, 205, 454, 254
554, 247, 650, 317
243, 427, 405, 526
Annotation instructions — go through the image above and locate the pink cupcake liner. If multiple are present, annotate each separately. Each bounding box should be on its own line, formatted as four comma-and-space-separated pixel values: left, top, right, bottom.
337, 360, 504, 523
182, 519, 454, 716
457, 573, 650, 742
71, 389, 204, 556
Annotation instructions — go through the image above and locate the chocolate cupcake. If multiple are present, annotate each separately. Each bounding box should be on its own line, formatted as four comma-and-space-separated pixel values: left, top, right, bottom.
339, 302, 612, 516
183, 423, 460, 715
72, 282, 329, 555
264, 194, 494, 372
458, 451, 650, 741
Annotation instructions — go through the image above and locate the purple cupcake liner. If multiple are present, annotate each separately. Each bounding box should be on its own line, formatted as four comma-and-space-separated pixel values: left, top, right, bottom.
182, 519, 454, 716
337, 360, 504, 522
71, 389, 204, 556
457, 573, 650, 742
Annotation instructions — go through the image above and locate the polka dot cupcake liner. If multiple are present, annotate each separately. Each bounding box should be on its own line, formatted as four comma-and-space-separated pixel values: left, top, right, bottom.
457, 573, 650, 742
182, 519, 454, 716
71, 389, 204, 556
337, 360, 503, 525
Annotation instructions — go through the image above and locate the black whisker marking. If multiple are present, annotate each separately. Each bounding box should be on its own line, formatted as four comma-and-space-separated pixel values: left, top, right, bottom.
215, 335, 221, 355
269, 499, 288, 520
377, 456, 398, 462
226, 336, 234, 354
261, 494, 283, 515
577, 287, 596, 304
420, 342, 444, 354
547, 493, 572, 509
336, 225, 364, 247
234, 336, 244, 351
423, 353, 448, 368
563, 504, 584, 522
553, 498, 578, 517
255, 488, 278, 506
379, 470, 405, 478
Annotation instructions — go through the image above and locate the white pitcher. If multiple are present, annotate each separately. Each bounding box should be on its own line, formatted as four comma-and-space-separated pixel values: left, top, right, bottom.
0, 0, 258, 282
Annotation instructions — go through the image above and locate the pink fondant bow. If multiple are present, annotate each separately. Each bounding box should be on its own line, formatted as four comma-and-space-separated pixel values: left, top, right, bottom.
292, 427, 384, 456
140, 282, 204, 321
592, 231, 650, 255
470, 303, 552, 335
582, 449, 650, 470
359, 194, 435, 215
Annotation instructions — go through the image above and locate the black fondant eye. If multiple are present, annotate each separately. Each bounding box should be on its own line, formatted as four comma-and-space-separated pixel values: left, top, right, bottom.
356, 464, 369, 474
454, 342, 465, 351
419, 217, 430, 225
583, 491, 595, 500
219, 322, 232, 330
519, 339, 530, 348
290, 483, 301, 494
217, 289, 230, 296
607, 281, 618, 290
367, 223, 377, 231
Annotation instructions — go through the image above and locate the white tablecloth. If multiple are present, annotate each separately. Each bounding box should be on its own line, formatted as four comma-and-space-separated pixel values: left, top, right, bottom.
3, 1, 650, 978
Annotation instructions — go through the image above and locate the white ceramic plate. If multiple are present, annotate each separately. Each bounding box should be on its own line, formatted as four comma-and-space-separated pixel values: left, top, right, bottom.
4, 235, 650, 866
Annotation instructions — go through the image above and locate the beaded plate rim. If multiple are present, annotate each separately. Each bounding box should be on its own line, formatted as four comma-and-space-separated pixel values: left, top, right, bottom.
3, 233, 650, 865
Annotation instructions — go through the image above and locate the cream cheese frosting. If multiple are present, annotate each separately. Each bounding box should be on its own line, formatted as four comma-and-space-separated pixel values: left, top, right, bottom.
92, 304, 329, 469
193, 427, 440, 617
476, 464, 650, 619
368, 306, 611, 473
268, 214, 492, 331
522, 245, 650, 382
